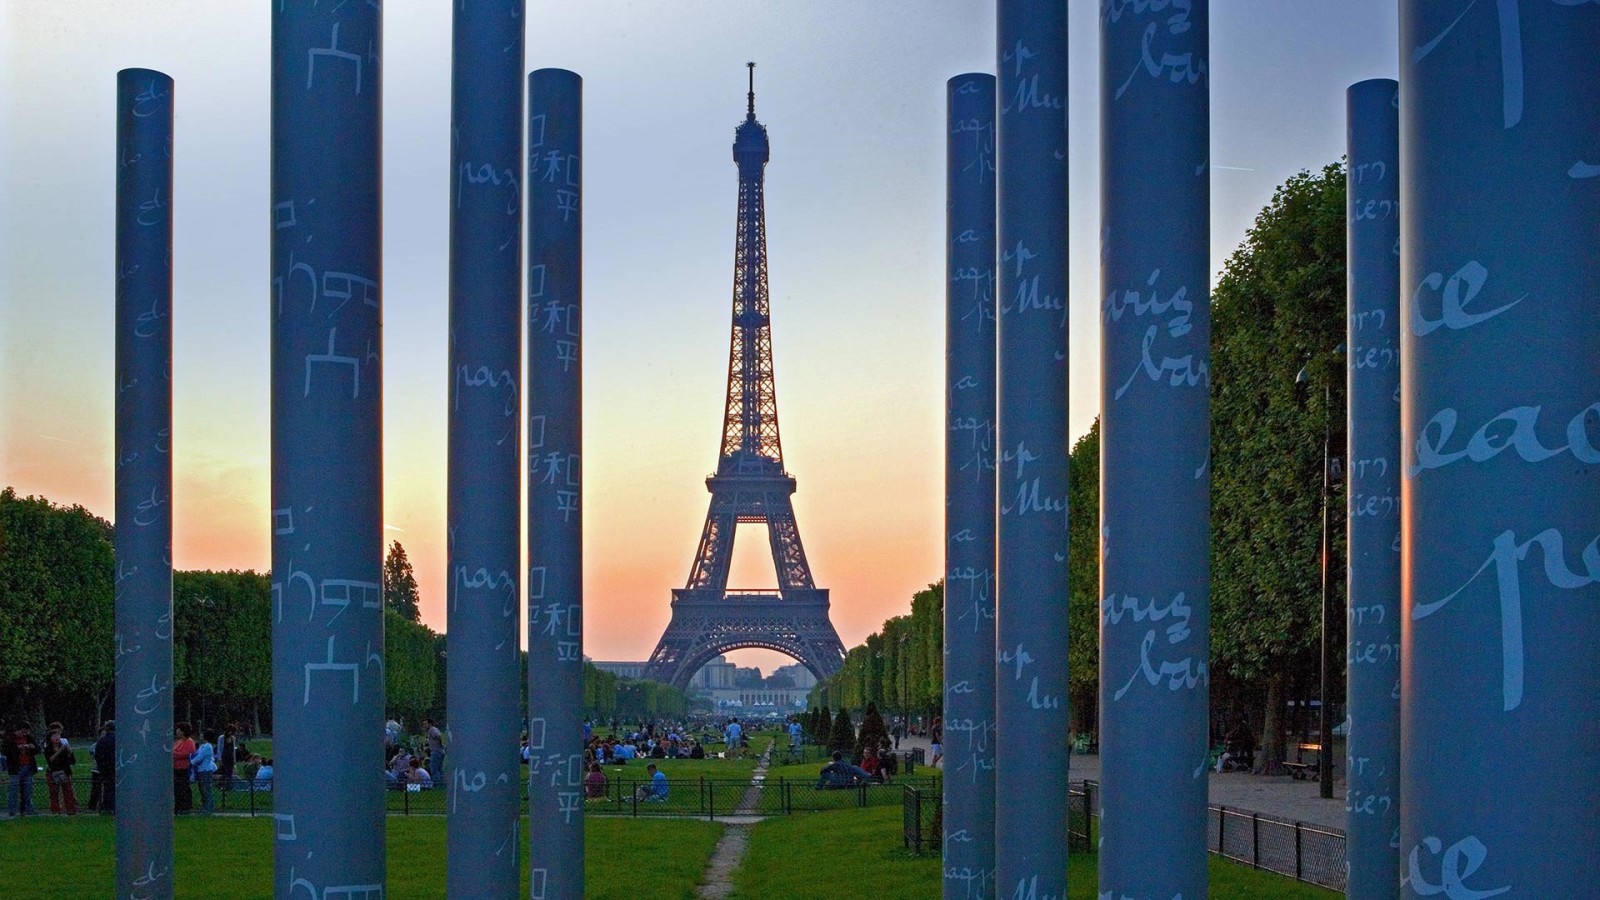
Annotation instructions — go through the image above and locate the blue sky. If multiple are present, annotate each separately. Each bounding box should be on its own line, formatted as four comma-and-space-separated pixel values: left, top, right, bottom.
0, 1, 1399, 670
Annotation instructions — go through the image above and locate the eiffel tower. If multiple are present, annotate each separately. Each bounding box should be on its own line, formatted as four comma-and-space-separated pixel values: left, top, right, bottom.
644, 64, 846, 691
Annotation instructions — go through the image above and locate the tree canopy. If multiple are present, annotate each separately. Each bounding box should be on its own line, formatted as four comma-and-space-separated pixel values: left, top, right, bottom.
382, 540, 421, 621
1209, 162, 1348, 687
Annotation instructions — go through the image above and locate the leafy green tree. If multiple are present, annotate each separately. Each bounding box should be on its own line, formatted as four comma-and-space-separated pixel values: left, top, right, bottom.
1068, 420, 1101, 736
172, 570, 271, 726
382, 540, 421, 621
0, 488, 114, 729
386, 610, 441, 724
854, 702, 890, 758
827, 707, 855, 756
1210, 161, 1348, 769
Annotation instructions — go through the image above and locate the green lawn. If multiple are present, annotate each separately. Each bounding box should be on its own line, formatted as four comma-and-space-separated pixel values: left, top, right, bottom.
0, 815, 722, 899
729, 806, 1338, 899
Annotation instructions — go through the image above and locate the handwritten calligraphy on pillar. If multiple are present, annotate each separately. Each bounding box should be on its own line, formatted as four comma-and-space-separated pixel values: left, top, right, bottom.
1103, 0, 1207, 100
1102, 591, 1207, 701
1104, 269, 1207, 399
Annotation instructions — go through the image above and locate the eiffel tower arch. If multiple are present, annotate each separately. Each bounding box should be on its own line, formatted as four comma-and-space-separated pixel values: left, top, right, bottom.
644, 65, 846, 691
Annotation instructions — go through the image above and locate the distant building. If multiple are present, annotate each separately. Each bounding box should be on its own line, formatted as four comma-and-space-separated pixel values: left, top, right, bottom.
588, 660, 648, 680
772, 663, 817, 690
691, 655, 738, 690
587, 655, 810, 710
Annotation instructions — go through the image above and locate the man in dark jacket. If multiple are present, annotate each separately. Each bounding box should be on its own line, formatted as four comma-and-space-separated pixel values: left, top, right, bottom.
4, 723, 41, 816
217, 724, 237, 793
90, 722, 116, 813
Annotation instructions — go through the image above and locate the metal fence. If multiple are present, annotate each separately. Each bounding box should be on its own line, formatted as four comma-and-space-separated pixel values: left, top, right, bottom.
1079, 780, 1348, 893
777, 744, 924, 775
903, 784, 1091, 857
7, 773, 942, 821
903, 784, 940, 853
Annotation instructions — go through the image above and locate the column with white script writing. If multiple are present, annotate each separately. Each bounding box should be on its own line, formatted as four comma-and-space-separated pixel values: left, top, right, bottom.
994, 3, 1070, 897
270, 4, 386, 896
1399, 5, 1599, 896
944, 72, 998, 900
1098, 1, 1211, 896
446, 2, 524, 896
1345, 77, 1401, 900
115, 66, 175, 900
526, 67, 585, 900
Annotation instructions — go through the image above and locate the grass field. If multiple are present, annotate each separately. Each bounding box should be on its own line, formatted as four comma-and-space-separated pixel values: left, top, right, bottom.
731, 806, 1339, 899
0, 815, 722, 899
1, 761, 1339, 898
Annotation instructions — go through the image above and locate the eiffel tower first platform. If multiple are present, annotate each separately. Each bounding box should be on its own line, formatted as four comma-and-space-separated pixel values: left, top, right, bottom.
643, 65, 846, 691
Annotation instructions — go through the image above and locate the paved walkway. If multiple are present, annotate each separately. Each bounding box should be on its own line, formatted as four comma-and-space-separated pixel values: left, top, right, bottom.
696, 738, 775, 898
897, 735, 1346, 832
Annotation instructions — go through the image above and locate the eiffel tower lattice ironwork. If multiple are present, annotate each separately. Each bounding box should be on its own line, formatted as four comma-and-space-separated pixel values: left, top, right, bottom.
644, 64, 846, 691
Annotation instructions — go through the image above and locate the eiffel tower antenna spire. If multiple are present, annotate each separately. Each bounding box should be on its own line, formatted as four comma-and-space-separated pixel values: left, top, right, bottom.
746, 61, 756, 119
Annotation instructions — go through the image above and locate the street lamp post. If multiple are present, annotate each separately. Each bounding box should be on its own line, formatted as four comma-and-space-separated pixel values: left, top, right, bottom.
1297, 348, 1342, 801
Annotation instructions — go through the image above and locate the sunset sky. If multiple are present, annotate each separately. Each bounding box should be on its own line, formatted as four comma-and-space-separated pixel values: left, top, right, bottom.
0, 1, 1398, 674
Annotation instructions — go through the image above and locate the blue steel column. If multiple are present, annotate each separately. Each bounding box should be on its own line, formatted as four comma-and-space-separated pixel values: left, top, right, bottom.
1098, 2, 1210, 897
114, 68, 174, 900
270, 4, 385, 897
526, 67, 584, 900
944, 72, 998, 900
1345, 78, 1400, 900
1399, 5, 1600, 896
446, 2, 524, 896
994, 4, 1069, 897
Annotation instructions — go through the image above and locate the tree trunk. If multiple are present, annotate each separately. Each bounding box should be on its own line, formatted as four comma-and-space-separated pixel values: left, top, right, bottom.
1259, 673, 1288, 775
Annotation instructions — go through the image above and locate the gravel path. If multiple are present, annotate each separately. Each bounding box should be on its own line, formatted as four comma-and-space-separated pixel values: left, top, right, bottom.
695, 738, 774, 899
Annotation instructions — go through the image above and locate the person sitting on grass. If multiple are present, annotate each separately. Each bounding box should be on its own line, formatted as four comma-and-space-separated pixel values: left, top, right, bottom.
405, 758, 432, 788
585, 763, 608, 800
633, 763, 668, 802
817, 751, 872, 790
860, 746, 884, 783
253, 758, 274, 792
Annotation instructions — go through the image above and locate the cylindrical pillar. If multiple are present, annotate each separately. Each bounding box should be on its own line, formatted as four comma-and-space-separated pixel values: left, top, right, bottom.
944, 72, 998, 900
526, 67, 584, 900
1098, 2, 1211, 897
994, 4, 1069, 896
1399, 5, 1599, 895
1345, 77, 1400, 900
114, 67, 174, 900
446, 2, 524, 896
270, 4, 385, 896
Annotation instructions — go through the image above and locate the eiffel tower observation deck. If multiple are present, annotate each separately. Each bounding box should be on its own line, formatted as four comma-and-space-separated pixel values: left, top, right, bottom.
643, 64, 846, 690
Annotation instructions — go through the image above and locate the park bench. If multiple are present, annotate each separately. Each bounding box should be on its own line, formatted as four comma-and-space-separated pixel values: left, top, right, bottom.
1284, 742, 1322, 780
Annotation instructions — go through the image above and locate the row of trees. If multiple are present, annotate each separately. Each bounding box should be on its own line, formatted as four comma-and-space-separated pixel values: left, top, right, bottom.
808, 582, 943, 718
581, 663, 691, 721
812, 162, 1351, 768
0, 488, 688, 734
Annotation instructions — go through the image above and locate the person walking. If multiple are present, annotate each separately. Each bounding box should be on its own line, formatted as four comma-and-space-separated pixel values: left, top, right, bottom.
44, 730, 78, 815
90, 722, 116, 813
190, 730, 218, 814
172, 723, 195, 814
4, 723, 40, 817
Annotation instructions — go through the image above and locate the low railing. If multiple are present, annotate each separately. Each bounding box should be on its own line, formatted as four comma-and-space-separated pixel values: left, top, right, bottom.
8, 773, 941, 821
1079, 780, 1347, 893
903, 784, 1090, 857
